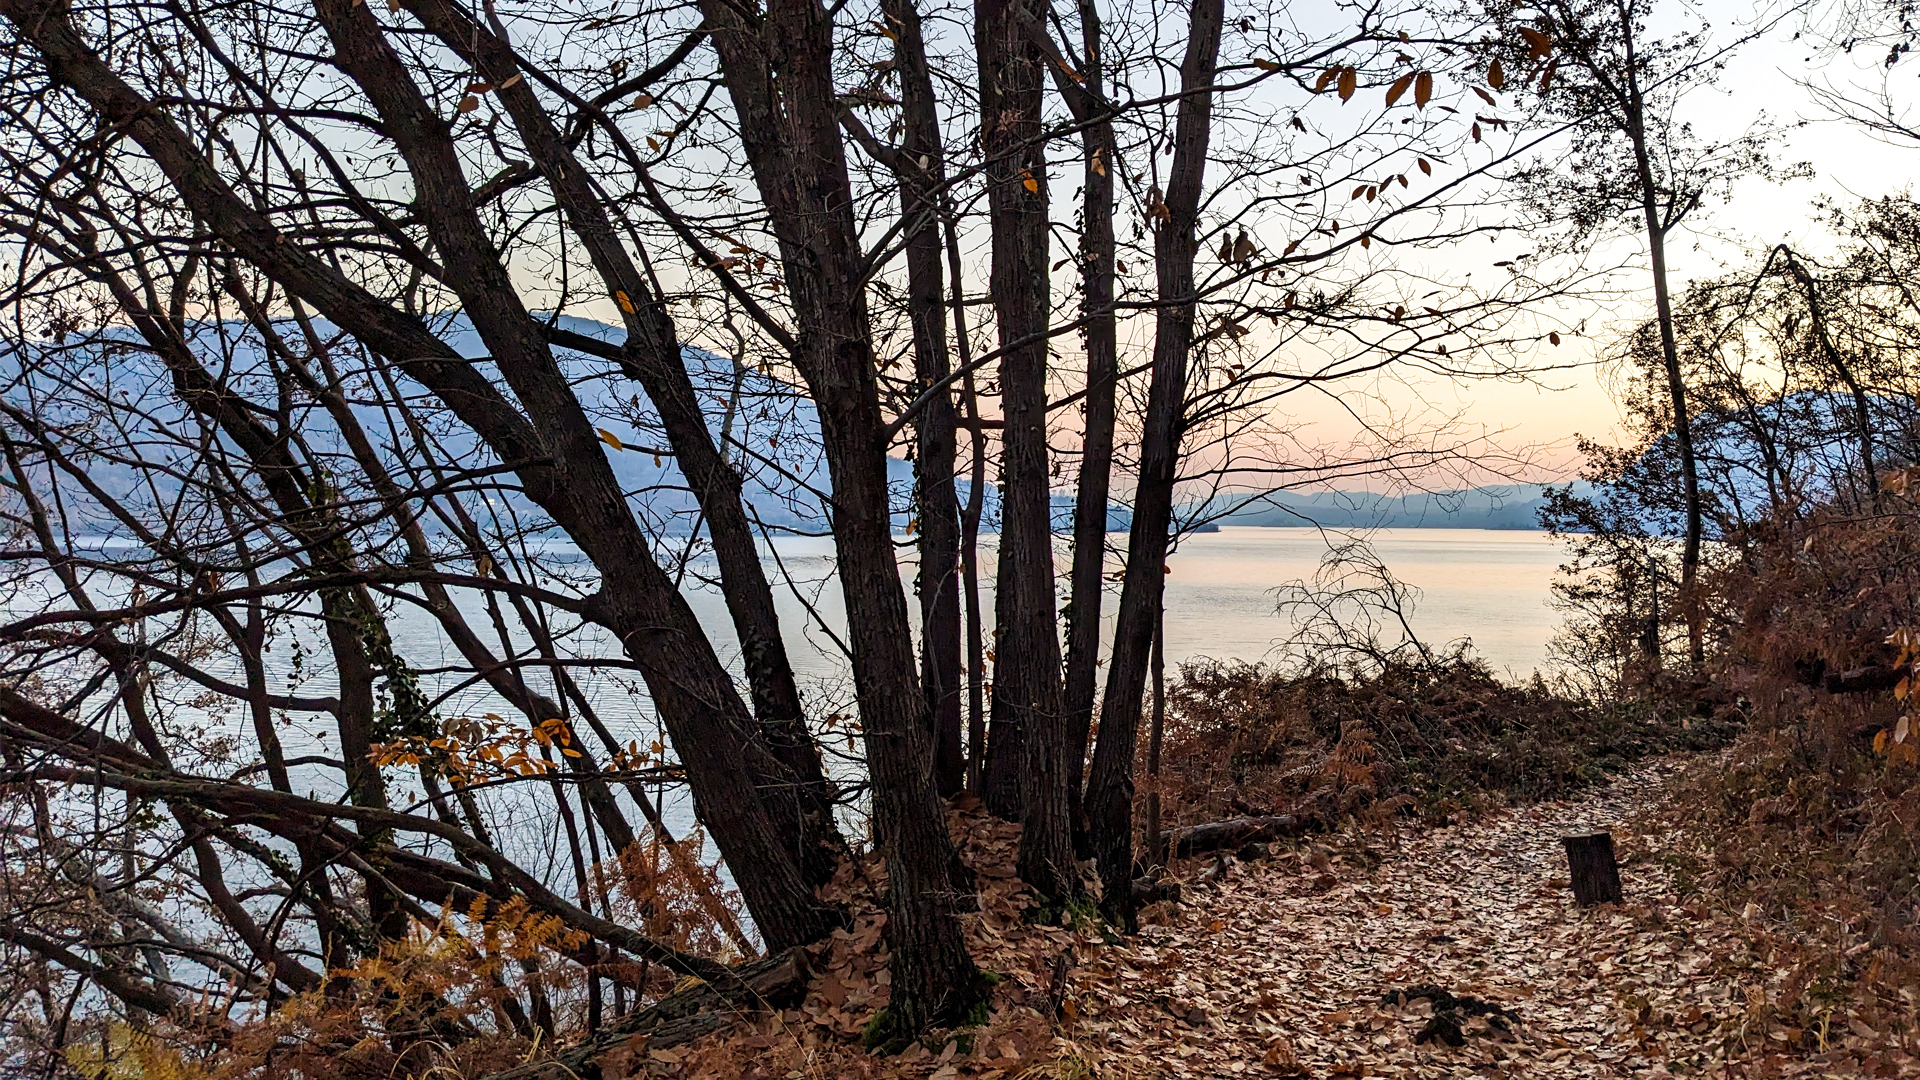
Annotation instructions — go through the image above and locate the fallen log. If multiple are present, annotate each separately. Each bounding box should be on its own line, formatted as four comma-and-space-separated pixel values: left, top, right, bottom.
1159, 814, 1306, 857
1825, 665, 1904, 695
1130, 876, 1183, 905
480, 948, 810, 1080
1792, 657, 1906, 695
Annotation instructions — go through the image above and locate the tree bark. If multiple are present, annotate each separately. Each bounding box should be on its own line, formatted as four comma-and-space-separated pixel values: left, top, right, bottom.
401, 0, 845, 882
1620, 45, 1703, 667
319, 0, 846, 947
699, 0, 987, 1033
1144, 590, 1167, 869
4, 0, 846, 951
952, 221, 993, 797
1059, 0, 1121, 847
978, 0, 1075, 904
882, 0, 967, 798
1085, 0, 1224, 928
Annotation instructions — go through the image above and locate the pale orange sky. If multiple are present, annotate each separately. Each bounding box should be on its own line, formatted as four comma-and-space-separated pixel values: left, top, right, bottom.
1270, 15, 1920, 489
573, 2, 1914, 493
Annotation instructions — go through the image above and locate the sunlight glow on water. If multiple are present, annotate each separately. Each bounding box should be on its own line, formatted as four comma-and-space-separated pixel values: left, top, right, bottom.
28, 526, 1573, 923
701, 526, 1571, 697
1160, 527, 1566, 677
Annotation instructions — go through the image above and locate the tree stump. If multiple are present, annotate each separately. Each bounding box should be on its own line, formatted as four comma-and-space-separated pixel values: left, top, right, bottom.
1562, 832, 1623, 906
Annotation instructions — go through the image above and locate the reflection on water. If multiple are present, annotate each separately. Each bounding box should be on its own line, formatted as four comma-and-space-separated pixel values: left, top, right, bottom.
380, 526, 1570, 735
45, 526, 1568, 760
382, 525, 1569, 860
29, 526, 1573, 918
1159, 527, 1566, 677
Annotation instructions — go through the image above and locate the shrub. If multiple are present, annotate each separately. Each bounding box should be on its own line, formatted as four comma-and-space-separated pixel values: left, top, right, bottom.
1154, 650, 1731, 832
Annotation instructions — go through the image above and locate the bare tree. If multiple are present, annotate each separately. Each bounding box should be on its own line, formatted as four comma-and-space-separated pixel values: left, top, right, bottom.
1481, 0, 1801, 663
1084, 0, 1226, 926
0, 0, 1619, 1056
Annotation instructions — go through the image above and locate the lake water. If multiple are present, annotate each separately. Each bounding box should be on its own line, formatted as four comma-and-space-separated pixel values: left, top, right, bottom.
1157, 527, 1567, 677
90, 525, 1568, 786
34, 526, 1577, 936
347, 526, 1578, 749
364, 524, 1574, 874
663, 526, 1570, 716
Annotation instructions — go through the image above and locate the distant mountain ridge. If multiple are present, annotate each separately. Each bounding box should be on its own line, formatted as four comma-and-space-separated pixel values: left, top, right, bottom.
6, 314, 1563, 539
1204, 486, 1556, 531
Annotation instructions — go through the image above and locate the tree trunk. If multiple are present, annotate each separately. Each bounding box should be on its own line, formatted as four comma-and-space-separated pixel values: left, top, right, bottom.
952, 219, 993, 797
977, 0, 1075, 904
884, 0, 967, 798
700, 0, 986, 1033
1621, 58, 1703, 667
320, 0, 846, 949
1085, 0, 1224, 928
1144, 590, 1167, 869
7, 0, 848, 952
403, 0, 844, 882
266, 301, 659, 894
1060, 0, 1121, 847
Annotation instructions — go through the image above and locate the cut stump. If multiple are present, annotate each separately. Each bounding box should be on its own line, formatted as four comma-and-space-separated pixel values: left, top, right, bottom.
1562, 832, 1623, 906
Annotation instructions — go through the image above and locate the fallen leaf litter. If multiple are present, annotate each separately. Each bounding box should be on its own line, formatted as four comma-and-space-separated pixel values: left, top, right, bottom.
631, 757, 1916, 1078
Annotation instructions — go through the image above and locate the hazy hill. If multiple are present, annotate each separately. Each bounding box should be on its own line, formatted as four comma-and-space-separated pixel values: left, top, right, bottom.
1208, 486, 1555, 531
8, 315, 1574, 538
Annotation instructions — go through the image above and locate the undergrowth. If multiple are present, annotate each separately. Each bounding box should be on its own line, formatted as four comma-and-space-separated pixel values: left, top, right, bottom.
1155, 650, 1737, 833
1637, 482, 1920, 1057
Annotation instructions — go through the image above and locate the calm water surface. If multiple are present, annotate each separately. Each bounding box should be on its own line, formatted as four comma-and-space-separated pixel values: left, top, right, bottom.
46, 526, 1575, 914
420, 525, 1571, 864
684, 526, 1570, 702
131, 525, 1568, 768
1158, 527, 1566, 676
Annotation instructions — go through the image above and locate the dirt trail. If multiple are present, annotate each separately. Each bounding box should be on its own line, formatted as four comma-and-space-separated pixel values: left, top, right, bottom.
1070, 757, 1774, 1078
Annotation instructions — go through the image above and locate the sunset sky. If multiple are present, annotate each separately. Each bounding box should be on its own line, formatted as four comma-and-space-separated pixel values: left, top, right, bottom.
1405, 6, 1920, 479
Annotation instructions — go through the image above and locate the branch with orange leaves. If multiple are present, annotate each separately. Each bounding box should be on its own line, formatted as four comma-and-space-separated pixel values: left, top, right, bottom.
0, 686, 749, 993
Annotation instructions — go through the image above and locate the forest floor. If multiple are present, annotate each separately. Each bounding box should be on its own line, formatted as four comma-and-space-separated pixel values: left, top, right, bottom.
1067, 754, 1903, 1079
662, 754, 1914, 1078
